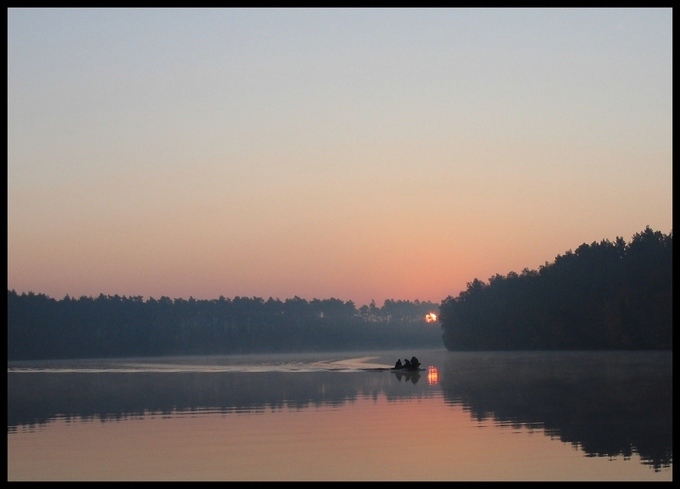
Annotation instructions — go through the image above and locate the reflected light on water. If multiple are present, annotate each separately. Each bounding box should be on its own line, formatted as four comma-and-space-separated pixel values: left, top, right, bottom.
7, 351, 672, 480
427, 366, 438, 385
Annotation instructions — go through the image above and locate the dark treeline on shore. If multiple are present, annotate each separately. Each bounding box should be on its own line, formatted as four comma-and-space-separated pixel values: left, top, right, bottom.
7, 292, 442, 360
440, 226, 672, 351
7, 226, 672, 360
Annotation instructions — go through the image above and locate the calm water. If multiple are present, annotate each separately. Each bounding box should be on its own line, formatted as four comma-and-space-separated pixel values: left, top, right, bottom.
7, 349, 672, 481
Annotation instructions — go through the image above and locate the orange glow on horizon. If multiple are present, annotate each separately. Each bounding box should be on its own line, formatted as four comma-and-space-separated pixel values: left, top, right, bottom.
425, 313, 437, 323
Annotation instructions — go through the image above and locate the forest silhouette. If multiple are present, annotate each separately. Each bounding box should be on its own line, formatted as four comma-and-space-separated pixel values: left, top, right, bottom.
7, 226, 671, 360
440, 226, 672, 351
7, 293, 441, 360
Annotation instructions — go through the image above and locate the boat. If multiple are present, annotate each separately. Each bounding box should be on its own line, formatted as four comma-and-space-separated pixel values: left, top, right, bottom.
391, 367, 423, 383
390, 366, 424, 372
391, 357, 422, 371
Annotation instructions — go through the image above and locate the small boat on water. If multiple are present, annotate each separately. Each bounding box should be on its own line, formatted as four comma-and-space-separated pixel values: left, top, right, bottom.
391, 366, 425, 372
391, 357, 422, 371
391, 365, 423, 384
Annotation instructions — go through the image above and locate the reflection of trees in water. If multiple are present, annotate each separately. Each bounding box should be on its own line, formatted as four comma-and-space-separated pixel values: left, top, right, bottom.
438, 351, 672, 472
7, 352, 672, 472
7, 369, 432, 431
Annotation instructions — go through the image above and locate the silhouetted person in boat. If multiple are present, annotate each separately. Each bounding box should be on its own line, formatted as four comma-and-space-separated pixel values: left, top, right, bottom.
394, 359, 403, 369
403, 358, 411, 368
410, 356, 421, 369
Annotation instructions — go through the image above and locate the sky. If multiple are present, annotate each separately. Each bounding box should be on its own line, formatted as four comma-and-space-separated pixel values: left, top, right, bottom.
7, 8, 673, 307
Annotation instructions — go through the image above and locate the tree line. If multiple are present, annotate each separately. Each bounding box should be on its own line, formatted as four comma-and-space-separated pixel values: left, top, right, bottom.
440, 226, 672, 351
7, 292, 442, 360
8, 226, 671, 359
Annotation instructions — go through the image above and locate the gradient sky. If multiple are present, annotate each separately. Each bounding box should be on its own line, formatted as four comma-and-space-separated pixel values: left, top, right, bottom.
7, 8, 673, 307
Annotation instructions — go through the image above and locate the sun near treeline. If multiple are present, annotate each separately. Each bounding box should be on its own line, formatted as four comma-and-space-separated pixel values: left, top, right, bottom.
7, 226, 671, 361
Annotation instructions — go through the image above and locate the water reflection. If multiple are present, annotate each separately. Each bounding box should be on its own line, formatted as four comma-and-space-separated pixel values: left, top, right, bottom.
7, 351, 671, 472
7, 368, 432, 430
392, 369, 421, 384
437, 351, 672, 472
427, 366, 439, 385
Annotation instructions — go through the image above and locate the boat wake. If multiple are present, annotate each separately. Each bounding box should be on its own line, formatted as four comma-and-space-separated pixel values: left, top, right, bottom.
7, 356, 396, 374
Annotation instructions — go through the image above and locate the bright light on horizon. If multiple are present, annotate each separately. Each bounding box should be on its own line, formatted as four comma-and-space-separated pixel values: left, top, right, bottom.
425, 313, 437, 323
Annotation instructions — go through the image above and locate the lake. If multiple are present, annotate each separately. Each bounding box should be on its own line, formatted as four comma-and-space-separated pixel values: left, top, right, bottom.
7, 349, 672, 481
